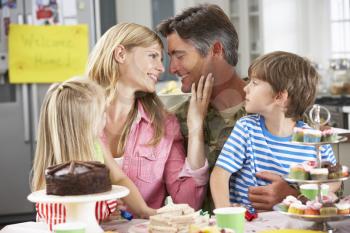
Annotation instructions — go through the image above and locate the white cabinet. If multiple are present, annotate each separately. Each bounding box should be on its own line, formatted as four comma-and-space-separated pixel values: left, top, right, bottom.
229, 0, 263, 77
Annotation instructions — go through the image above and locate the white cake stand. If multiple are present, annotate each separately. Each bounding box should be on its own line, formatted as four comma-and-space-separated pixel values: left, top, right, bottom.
27, 185, 129, 233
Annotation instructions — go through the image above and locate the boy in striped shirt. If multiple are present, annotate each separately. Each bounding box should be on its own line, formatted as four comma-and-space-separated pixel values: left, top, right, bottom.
211, 51, 338, 211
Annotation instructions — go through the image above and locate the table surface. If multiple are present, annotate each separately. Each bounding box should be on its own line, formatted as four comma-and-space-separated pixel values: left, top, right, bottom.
2, 211, 350, 233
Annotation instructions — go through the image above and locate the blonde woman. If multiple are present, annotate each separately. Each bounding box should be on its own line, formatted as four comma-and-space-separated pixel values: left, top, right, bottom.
31, 77, 155, 229
86, 23, 213, 210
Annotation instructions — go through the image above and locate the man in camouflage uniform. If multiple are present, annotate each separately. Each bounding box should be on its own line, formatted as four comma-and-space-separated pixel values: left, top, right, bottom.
158, 4, 297, 212
157, 4, 246, 212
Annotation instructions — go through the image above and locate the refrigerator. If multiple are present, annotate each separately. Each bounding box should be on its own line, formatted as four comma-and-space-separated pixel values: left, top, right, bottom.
0, 0, 108, 224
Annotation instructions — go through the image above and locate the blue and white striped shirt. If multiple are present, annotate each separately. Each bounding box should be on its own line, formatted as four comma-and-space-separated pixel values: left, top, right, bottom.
215, 114, 335, 208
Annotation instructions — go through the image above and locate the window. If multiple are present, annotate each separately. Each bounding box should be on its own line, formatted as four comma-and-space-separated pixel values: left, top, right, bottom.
330, 0, 350, 59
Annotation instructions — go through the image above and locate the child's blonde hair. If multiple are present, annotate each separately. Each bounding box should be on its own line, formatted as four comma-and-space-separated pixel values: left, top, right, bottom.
86, 22, 165, 151
31, 77, 106, 191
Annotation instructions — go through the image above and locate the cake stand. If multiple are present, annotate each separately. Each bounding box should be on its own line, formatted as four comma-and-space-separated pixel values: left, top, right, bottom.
273, 204, 350, 232
281, 136, 349, 232
277, 105, 350, 232
27, 185, 129, 233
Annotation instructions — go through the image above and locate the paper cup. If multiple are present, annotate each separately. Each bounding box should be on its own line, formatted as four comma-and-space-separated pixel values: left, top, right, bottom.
300, 184, 329, 200
214, 207, 245, 233
53, 222, 85, 233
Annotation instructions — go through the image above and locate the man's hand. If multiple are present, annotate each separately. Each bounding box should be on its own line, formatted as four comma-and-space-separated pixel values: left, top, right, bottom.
248, 171, 298, 211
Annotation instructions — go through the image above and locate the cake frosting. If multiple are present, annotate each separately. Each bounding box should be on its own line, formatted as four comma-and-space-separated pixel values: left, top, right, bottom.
45, 161, 111, 196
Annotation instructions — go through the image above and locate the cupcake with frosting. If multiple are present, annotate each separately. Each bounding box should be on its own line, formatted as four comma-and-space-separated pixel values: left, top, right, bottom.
288, 202, 306, 215
279, 195, 301, 212
292, 127, 304, 142
310, 168, 329, 180
321, 128, 337, 142
303, 129, 322, 143
305, 200, 322, 215
320, 203, 337, 216
335, 203, 350, 215
289, 164, 309, 180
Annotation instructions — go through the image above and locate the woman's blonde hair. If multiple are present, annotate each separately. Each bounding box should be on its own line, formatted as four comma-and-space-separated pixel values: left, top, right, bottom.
86, 22, 165, 151
31, 77, 106, 191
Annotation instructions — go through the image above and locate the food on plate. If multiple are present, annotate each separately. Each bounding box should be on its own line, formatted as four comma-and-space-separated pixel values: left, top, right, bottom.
148, 203, 209, 233
158, 81, 182, 95
289, 164, 309, 180
319, 203, 337, 216
280, 195, 349, 216
304, 200, 322, 215
321, 128, 337, 142
45, 161, 111, 195
288, 160, 349, 181
309, 168, 329, 180
287, 203, 306, 215
278, 195, 301, 212
335, 203, 350, 215
292, 127, 339, 143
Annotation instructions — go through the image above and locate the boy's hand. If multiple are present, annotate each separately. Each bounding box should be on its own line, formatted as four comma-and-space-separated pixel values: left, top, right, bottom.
248, 171, 298, 211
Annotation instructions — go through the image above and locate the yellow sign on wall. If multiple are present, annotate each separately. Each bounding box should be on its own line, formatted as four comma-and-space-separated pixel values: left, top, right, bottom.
9, 24, 88, 83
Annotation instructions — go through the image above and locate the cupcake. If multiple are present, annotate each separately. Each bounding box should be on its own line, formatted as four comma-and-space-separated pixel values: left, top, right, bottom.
288, 202, 306, 215
303, 129, 322, 143
305, 200, 322, 215
321, 128, 337, 142
335, 203, 350, 215
280, 195, 301, 212
292, 127, 304, 142
289, 164, 310, 180
320, 203, 337, 216
310, 168, 329, 180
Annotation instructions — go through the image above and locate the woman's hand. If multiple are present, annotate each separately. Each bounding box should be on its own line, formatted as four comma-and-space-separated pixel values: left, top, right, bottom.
187, 73, 214, 134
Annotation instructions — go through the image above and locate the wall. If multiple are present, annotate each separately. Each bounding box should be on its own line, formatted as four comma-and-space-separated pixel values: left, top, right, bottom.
115, 0, 152, 28
174, 0, 229, 15
262, 0, 330, 67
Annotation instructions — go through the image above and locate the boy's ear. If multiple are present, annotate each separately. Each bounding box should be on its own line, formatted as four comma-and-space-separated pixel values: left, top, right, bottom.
275, 90, 289, 107
113, 45, 127, 63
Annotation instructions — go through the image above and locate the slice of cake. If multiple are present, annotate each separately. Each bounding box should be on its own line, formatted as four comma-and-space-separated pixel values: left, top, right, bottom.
45, 161, 112, 196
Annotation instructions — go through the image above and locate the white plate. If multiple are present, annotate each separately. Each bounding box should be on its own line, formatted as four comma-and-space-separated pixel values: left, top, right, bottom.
27, 185, 129, 203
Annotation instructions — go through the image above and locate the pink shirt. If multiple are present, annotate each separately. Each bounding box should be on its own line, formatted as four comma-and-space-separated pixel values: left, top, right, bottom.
120, 101, 209, 210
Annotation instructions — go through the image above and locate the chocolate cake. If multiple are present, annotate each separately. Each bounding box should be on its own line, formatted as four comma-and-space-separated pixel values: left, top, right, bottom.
45, 161, 112, 196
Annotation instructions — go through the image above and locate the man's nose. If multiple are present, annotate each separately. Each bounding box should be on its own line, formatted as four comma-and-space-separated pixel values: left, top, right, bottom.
169, 59, 178, 74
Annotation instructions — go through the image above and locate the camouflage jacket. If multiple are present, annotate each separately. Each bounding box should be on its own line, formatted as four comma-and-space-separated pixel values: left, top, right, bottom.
175, 99, 246, 169
174, 99, 246, 212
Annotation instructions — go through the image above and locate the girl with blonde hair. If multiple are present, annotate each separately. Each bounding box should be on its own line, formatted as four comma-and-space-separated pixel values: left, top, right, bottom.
31, 77, 155, 229
87, 23, 213, 210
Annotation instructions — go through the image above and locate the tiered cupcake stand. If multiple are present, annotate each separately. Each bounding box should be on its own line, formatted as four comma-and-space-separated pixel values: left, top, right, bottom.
274, 105, 350, 232
27, 185, 129, 233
